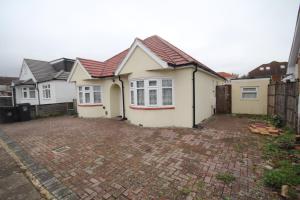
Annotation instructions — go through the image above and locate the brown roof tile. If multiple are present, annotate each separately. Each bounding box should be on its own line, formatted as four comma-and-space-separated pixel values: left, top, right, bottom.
78, 35, 223, 79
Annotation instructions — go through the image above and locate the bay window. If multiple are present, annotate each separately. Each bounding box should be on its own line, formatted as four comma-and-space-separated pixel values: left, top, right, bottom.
78, 86, 102, 104
130, 79, 174, 107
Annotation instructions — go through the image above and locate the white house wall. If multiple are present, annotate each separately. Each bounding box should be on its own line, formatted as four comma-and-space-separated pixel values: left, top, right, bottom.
53, 81, 76, 103
195, 70, 223, 124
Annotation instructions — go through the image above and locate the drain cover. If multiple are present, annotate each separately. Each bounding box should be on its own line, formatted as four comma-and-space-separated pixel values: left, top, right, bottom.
52, 146, 70, 153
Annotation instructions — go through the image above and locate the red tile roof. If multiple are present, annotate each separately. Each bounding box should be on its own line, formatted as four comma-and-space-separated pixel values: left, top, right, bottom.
217, 72, 238, 79
78, 35, 223, 79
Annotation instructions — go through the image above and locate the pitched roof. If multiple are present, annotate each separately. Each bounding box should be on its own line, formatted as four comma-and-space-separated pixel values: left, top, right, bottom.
248, 61, 288, 78
78, 35, 223, 79
217, 72, 238, 79
24, 58, 75, 82
0, 76, 17, 85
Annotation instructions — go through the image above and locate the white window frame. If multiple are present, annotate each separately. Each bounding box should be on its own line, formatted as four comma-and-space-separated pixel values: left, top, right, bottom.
130, 78, 174, 108
42, 84, 51, 99
77, 85, 103, 105
22, 87, 36, 99
241, 87, 258, 100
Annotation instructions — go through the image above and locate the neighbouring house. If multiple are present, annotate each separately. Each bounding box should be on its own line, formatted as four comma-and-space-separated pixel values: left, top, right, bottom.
12, 58, 76, 116
231, 78, 270, 115
68, 35, 225, 128
217, 72, 238, 83
0, 76, 17, 106
248, 61, 288, 81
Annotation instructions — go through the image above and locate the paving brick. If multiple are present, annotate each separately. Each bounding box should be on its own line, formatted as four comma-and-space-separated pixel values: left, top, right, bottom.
0, 116, 280, 200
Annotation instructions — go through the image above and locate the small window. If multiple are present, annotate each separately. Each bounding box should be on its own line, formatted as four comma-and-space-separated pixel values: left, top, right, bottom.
162, 79, 173, 105
241, 87, 257, 99
42, 84, 51, 99
22, 87, 35, 99
136, 81, 144, 88
280, 65, 285, 69
78, 86, 102, 104
79, 87, 83, 104
149, 80, 157, 86
266, 66, 270, 70
93, 86, 101, 103
22, 88, 28, 98
259, 67, 264, 71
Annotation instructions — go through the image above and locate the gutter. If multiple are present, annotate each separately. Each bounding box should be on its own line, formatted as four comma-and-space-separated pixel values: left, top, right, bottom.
192, 66, 198, 128
118, 76, 127, 120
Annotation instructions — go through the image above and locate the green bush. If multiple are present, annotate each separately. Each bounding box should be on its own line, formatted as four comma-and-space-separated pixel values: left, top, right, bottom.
263, 161, 300, 189
263, 142, 288, 160
270, 115, 283, 128
275, 132, 295, 150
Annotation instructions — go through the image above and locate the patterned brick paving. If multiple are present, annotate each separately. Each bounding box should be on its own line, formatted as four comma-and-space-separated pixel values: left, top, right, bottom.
0, 116, 279, 199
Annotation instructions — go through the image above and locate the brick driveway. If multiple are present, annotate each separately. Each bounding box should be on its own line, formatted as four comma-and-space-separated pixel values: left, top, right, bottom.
0, 115, 279, 199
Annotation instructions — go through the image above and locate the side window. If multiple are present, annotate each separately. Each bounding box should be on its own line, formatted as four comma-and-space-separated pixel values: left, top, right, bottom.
241, 87, 257, 99
162, 79, 173, 105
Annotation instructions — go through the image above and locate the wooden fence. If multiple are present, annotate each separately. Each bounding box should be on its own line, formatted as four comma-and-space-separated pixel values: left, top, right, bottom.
268, 81, 299, 131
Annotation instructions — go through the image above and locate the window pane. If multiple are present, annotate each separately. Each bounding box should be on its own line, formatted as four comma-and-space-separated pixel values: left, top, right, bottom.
137, 89, 144, 105
85, 93, 90, 103
93, 86, 101, 92
85, 86, 90, 91
242, 92, 257, 99
23, 91, 27, 98
94, 91, 101, 103
79, 86, 82, 91
243, 88, 256, 92
163, 88, 172, 105
162, 79, 172, 87
130, 82, 134, 88
149, 89, 157, 105
29, 90, 35, 98
47, 90, 51, 98
136, 81, 144, 88
149, 80, 157, 86
130, 90, 134, 104
79, 92, 83, 103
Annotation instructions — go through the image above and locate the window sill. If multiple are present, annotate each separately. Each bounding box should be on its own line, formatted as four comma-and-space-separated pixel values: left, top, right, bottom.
130, 106, 175, 110
78, 104, 103, 107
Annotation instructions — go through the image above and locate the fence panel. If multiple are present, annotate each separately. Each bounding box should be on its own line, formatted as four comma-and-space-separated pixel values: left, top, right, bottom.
267, 81, 299, 131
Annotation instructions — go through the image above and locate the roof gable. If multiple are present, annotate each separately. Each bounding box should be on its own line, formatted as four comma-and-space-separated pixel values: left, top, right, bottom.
115, 39, 169, 75
21, 58, 75, 82
68, 60, 92, 82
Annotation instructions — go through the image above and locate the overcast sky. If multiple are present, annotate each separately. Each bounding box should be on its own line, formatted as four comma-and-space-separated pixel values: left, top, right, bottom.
0, 0, 299, 77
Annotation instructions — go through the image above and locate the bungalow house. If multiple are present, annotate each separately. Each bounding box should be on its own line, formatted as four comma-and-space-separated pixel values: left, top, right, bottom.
68, 35, 225, 128
13, 58, 76, 116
